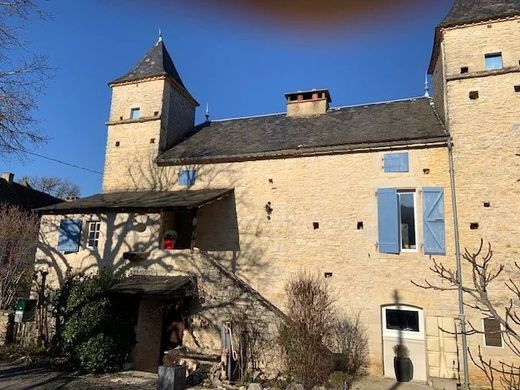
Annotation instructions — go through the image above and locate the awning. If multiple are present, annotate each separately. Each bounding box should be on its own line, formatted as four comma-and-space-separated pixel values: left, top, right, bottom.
108, 275, 194, 297
36, 188, 233, 214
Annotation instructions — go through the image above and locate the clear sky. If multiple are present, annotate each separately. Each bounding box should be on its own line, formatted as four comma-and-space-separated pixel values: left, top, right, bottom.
4, 0, 453, 196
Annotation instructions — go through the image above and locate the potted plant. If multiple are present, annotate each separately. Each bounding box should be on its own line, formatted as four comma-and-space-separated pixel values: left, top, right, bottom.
163, 230, 178, 250
393, 344, 413, 382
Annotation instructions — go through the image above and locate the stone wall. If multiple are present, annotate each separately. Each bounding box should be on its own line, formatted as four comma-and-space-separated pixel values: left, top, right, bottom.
434, 17, 520, 384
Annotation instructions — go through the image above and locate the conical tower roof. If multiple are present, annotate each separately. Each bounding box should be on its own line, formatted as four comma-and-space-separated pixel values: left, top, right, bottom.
110, 40, 187, 90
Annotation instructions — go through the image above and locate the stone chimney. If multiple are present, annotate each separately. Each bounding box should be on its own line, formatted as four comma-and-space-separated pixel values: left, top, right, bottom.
1, 172, 14, 183
285, 89, 331, 117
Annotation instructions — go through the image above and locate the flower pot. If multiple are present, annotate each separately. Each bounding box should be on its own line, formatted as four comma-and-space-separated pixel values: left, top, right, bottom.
394, 357, 413, 382
164, 238, 176, 250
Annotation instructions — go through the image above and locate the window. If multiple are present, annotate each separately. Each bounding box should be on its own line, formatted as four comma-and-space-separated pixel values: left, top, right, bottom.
130, 107, 141, 120
382, 305, 424, 339
386, 309, 419, 332
87, 221, 101, 249
485, 53, 503, 70
161, 210, 196, 250
178, 169, 197, 186
377, 187, 445, 255
398, 192, 416, 251
383, 153, 409, 173
483, 318, 503, 347
57, 220, 82, 252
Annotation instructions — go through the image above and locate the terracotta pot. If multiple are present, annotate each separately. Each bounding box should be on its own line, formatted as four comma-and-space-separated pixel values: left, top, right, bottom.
164, 238, 176, 250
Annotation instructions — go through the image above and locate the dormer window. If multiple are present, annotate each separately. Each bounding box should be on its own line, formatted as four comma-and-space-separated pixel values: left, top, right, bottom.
485, 53, 503, 70
130, 107, 141, 120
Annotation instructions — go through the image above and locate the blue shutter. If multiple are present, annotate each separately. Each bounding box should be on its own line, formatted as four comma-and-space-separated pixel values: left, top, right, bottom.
377, 188, 400, 254
485, 54, 503, 70
423, 188, 446, 255
57, 220, 82, 252
384, 153, 409, 173
179, 169, 197, 186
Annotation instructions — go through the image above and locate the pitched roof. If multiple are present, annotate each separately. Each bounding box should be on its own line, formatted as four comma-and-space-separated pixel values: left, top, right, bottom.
157, 97, 447, 164
0, 178, 63, 211
110, 41, 187, 89
439, 0, 520, 28
36, 189, 233, 213
429, 0, 520, 73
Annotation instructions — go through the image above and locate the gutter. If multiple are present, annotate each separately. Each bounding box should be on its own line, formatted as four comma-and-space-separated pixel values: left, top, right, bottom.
447, 136, 470, 390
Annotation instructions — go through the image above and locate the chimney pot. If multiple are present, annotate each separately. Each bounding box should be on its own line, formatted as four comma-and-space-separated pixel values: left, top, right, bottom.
285, 88, 331, 117
1, 172, 14, 183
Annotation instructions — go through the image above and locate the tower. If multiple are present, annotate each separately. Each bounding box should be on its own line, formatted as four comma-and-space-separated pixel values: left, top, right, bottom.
102, 38, 199, 191
429, 0, 520, 384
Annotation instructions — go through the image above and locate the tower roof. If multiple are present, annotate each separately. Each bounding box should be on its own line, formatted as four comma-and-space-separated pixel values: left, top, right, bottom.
110, 40, 187, 89
429, 0, 520, 74
439, 0, 520, 28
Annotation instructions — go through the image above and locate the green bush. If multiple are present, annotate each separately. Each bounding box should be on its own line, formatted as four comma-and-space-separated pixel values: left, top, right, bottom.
53, 272, 136, 373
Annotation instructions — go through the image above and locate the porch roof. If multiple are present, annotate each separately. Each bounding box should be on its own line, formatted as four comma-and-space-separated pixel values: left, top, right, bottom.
35, 188, 233, 214
108, 275, 194, 297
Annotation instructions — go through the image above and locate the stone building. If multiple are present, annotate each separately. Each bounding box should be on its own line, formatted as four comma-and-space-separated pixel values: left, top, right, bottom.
35, 0, 520, 387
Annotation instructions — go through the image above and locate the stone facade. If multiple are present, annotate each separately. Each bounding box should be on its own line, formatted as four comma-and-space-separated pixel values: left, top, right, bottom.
34, 8, 520, 389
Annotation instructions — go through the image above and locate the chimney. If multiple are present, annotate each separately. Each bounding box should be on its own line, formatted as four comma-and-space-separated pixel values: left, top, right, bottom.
1, 172, 14, 183
285, 88, 331, 117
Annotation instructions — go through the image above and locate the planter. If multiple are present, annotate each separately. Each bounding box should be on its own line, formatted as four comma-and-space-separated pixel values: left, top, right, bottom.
394, 357, 413, 382
158, 365, 186, 390
164, 238, 176, 250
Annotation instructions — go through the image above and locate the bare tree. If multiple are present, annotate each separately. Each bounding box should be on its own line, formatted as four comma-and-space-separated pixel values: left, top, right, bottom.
0, 204, 40, 310
413, 240, 520, 389
20, 176, 80, 199
0, 0, 49, 155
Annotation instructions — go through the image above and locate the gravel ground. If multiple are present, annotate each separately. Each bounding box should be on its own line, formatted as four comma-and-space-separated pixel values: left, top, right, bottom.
0, 362, 435, 390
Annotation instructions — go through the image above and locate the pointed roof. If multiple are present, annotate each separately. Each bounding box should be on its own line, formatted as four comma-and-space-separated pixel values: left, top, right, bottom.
429, 0, 520, 73
439, 0, 520, 28
110, 40, 187, 90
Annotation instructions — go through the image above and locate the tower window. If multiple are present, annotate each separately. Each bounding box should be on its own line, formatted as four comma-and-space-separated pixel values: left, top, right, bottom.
130, 107, 141, 120
514, 85, 520, 93
469, 91, 479, 100
460, 67, 469, 74
485, 53, 503, 70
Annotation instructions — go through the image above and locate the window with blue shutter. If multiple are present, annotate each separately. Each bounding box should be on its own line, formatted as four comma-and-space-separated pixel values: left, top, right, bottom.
57, 219, 82, 252
383, 153, 409, 173
178, 169, 196, 186
377, 188, 400, 254
423, 188, 446, 255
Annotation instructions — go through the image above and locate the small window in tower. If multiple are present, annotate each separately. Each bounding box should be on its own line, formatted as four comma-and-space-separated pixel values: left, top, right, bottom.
514, 85, 520, 93
130, 107, 141, 120
460, 67, 469, 74
485, 53, 503, 70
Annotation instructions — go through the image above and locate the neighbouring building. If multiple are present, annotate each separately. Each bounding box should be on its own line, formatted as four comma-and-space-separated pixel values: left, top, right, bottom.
0, 172, 62, 210
35, 0, 520, 387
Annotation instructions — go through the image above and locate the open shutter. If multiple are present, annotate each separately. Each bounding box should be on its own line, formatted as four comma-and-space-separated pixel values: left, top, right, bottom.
423, 188, 446, 255
57, 220, 82, 252
179, 169, 197, 186
383, 153, 409, 173
377, 188, 400, 254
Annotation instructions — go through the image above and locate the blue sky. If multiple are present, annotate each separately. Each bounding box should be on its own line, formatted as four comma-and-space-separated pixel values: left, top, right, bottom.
4, 0, 453, 196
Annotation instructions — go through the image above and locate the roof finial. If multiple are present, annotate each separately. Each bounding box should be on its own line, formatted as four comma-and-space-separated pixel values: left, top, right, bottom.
205, 103, 210, 122
157, 28, 163, 45
424, 72, 430, 98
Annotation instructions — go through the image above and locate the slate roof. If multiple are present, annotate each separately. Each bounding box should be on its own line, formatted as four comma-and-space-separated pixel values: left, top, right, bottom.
36, 189, 233, 213
439, 0, 520, 28
108, 275, 193, 297
0, 178, 63, 211
429, 0, 520, 73
157, 97, 447, 164
110, 40, 187, 90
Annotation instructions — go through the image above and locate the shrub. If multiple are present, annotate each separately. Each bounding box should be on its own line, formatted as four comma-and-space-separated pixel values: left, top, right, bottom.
278, 272, 336, 389
52, 271, 136, 373
329, 313, 369, 387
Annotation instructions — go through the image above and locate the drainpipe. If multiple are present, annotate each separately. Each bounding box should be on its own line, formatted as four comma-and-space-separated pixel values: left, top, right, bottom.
447, 136, 470, 389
